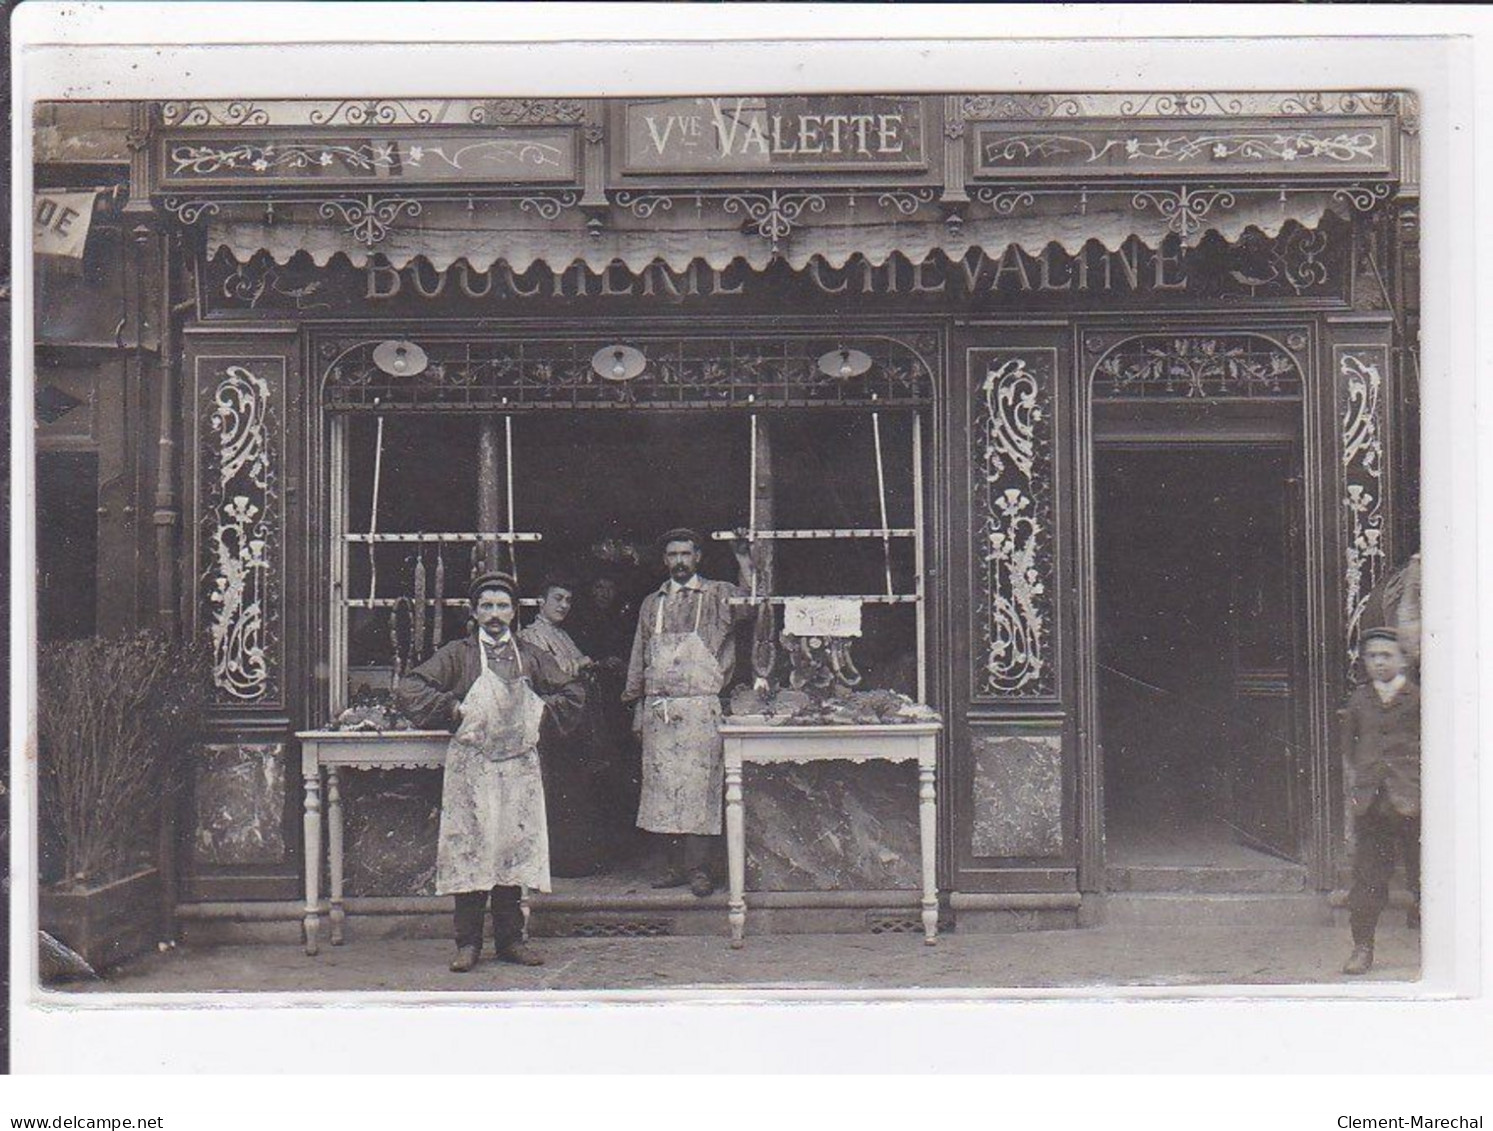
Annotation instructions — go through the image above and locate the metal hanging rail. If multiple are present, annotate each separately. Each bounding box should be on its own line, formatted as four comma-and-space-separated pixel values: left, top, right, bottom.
728, 594, 920, 606
344, 532, 542, 544
710, 527, 915, 541
346, 597, 542, 609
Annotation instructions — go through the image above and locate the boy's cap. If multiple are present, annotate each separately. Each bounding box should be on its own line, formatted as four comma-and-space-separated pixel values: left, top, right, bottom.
1362, 626, 1401, 645
469, 570, 518, 602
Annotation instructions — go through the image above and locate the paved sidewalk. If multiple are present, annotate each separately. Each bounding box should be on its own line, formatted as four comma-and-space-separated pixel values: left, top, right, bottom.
59, 920, 1421, 996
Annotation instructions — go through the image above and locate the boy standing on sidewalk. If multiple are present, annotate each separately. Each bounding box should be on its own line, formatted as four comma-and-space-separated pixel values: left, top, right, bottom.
1342, 626, 1421, 975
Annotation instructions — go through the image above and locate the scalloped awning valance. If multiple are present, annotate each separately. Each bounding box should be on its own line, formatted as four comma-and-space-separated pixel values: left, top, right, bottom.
202, 187, 1364, 275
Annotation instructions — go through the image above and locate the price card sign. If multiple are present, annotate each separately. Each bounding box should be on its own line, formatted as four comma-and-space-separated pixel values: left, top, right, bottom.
784, 597, 863, 638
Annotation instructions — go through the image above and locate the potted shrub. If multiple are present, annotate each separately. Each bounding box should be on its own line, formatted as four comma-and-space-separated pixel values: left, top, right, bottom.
37, 631, 208, 977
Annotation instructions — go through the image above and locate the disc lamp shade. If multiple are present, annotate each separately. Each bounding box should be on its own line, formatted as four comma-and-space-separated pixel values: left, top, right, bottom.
592, 344, 647, 382
372, 340, 429, 377
818, 347, 873, 380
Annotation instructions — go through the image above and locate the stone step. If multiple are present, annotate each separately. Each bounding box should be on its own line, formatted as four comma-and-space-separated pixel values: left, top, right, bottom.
1105, 864, 1308, 894
1097, 892, 1333, 928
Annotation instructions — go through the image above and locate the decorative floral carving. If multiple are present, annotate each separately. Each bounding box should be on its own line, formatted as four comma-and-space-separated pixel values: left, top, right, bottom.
971, 187, 1038, 215
516, 191, 580, 222
168, 137, 565, 177
321, 333, 935, 412
202, 363, 279, 703
220, 258, 330, 311
318, 196, 424, 247
1332, 182, 1394, 212
1227, 225, 1332, 297
307, 100, 436, 126
875, 188, 937, 216
1276, 91, 1397, 116
610, 189, 932, 242
613, 191, 675, 219
979, 130, 1380, 166
161, 100, 270, 127
1091, 335, 1303, 399
972, 353, 1053, 698
469, 99, 586, 125
960, 94, 1082, 119
1340, 351, 1388, 674
1397, 91, 1421, 135
722, 190, 827, 250
163, 197, 221, 226
1118, 93, 1246, 117
1131, 186, 1238, 237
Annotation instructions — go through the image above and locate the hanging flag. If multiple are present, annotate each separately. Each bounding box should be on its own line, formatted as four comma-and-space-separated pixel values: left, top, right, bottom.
34, 191, 97, 259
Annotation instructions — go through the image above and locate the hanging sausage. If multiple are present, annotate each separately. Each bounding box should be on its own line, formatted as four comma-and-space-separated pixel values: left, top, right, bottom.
432, 547, 446, 650
412, 546, 427, 663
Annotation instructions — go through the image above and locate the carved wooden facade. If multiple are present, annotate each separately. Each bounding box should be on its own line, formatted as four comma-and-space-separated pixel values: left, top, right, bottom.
58, 91, 1420, 910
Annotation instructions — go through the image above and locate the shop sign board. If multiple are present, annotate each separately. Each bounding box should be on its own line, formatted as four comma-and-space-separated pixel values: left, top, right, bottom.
201, 226, 1345, 318
620, 96, 927, 174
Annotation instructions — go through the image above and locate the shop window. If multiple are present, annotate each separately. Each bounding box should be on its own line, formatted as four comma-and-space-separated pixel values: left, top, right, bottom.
327, 408, 928, 718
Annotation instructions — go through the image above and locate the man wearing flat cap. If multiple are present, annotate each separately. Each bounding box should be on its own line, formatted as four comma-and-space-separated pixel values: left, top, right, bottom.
398, 571, 586, 972
623, 527, 755, 896
1340, 625, 1421, 975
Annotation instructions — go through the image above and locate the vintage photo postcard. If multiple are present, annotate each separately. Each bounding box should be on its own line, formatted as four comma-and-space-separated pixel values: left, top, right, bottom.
8, 5, 1486, 1079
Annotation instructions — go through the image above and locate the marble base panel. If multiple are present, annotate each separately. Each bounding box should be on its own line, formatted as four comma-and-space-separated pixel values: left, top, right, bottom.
192, 743, 287, 866
744, 762, 920, 892
971, 732, 1064, 858
331, 761, 923, 895
340, 770, 441, 897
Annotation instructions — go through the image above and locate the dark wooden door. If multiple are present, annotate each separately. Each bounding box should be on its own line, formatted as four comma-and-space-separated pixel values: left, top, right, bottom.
1223, 467, 1307, 861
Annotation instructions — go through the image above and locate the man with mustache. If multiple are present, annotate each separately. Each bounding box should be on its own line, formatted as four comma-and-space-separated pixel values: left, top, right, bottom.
623, 527, 755, 897
398, 571, 586, 972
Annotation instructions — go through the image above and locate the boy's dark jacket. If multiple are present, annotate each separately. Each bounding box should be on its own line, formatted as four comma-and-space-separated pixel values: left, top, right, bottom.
1343, 678, 1421, 817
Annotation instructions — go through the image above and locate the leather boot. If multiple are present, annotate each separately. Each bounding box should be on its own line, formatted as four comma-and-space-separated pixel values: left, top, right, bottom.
689, 869, 716, 898
449, 944, 480, 973
495, 941, 545, 967
1342, 944, 1374, 975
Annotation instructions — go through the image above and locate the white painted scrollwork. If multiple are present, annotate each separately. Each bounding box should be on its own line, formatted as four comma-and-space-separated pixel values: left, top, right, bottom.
974, 356, 1051, 697
206, 365, 275, 701
1341, 352, 1387, 674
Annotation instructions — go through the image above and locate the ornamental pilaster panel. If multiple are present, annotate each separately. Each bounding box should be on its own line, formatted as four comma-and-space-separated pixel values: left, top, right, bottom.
967, 345, 1058, 702
1332, 339, 1394, 681
193, 354, 285, 708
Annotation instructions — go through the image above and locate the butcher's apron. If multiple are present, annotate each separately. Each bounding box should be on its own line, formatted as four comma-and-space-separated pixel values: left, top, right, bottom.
434, 639, 551, 894
637, 593, 726, 836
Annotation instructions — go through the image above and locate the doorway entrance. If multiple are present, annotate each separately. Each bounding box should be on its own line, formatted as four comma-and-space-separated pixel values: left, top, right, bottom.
1095, 443, 1309, 885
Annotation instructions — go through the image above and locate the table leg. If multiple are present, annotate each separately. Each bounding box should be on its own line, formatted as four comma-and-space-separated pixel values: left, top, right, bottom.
725, 753, 746, 949
328, 768, 345, 946
303, 767, 322, 956
520, 887, 531, 943
919, 758, 938, 945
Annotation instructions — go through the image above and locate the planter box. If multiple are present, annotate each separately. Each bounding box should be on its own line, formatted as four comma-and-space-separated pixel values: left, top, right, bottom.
40, 867, 162, 975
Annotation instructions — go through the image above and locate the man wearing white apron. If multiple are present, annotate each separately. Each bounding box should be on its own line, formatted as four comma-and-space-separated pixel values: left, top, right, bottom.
398, 572, 586, 972
623, 528, 755, 897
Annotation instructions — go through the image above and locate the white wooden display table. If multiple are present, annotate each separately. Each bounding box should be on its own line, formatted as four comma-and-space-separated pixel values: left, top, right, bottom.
296, 730, 450, 955
718, 720, 942, 948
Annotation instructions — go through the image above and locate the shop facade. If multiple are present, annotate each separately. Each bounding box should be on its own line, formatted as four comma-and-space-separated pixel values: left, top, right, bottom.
35, 92, 1421, 936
